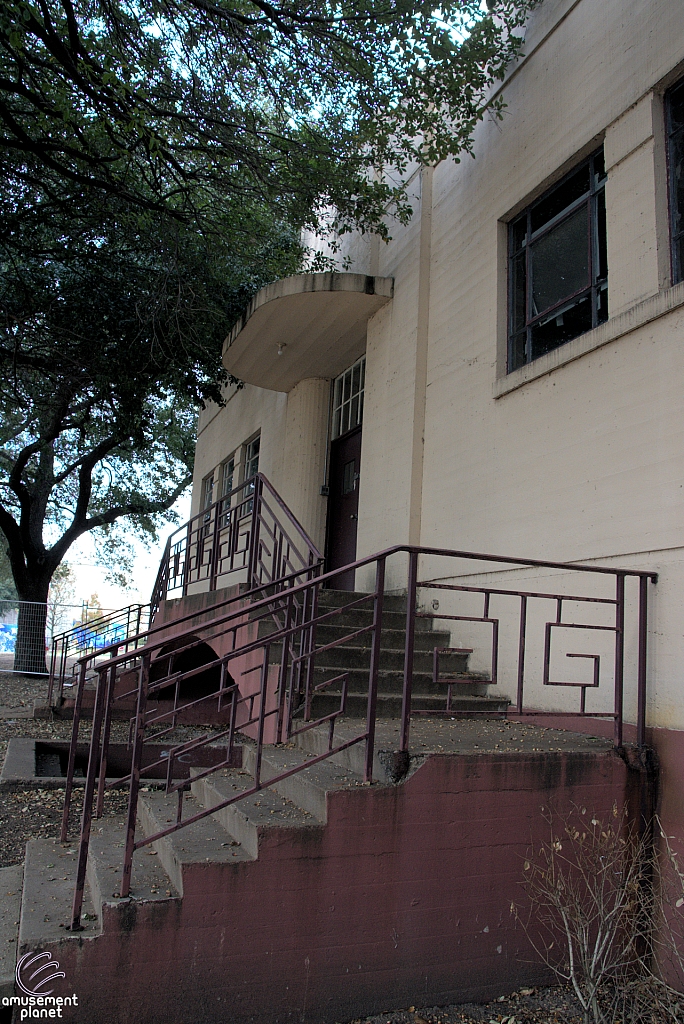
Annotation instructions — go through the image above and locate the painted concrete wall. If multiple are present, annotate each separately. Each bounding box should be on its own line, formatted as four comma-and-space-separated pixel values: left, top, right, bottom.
32, 747, 635, 1024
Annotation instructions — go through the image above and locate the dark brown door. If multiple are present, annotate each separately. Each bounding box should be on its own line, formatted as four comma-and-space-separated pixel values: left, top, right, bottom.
326, 426, 362, 590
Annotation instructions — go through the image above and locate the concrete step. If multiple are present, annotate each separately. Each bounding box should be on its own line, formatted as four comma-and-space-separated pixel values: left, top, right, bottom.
0, 864, 23, 1000
19, 839, 101, 950
306, 690, 510, 720
241, 745, 367, 821
293, 720, 403, 782
313, 643, 469, 675
316, 590, 407, 613
313, 622, 451, 652
310, 664, 490, 696
86, 814, 180, 910
191, 768, 322, 860
258, 604, 436, 636
137, 791, 252, 895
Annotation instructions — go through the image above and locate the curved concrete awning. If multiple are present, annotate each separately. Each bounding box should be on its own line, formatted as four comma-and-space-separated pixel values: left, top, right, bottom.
223, 272, 393, 391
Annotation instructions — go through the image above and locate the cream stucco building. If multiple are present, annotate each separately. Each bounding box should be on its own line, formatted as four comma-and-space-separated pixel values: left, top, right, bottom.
187, 0, 684, 830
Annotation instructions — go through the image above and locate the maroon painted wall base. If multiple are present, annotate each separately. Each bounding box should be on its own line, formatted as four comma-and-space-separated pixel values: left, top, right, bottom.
23, 747, 638, 1024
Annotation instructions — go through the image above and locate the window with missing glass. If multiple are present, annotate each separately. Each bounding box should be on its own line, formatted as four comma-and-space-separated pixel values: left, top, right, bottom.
508, 149, 608, 373
332, 356, 365, 439
667, 79, 684, 284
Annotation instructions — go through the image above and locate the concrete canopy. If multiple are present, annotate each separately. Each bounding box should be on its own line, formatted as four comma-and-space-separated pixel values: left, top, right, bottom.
223, 272, 394, 392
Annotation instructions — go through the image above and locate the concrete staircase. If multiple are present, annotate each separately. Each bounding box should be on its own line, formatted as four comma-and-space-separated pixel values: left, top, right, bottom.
13, 721, 633, 1024
261, 589, 508, 719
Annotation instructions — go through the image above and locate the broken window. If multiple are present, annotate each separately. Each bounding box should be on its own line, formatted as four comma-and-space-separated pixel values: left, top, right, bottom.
508, 149, 608, 373
667, 78, 684, 284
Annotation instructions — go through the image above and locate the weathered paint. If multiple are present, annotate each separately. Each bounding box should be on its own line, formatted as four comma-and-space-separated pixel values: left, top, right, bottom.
31, 747, 635, 1023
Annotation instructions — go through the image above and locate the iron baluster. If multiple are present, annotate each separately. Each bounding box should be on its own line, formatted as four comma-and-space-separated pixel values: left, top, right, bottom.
60, 659, 88, 842
400, 550, 419, 752
120, 652, 151, 900
516, 595, 527, 714
365, 557, 386, 783
614, 575, 625, 748
95, 650, 119, 818
70, 662, 108, 930
637, 575, 649, 748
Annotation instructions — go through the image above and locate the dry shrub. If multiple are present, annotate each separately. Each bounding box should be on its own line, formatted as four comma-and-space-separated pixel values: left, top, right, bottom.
512, 805, 684, 1024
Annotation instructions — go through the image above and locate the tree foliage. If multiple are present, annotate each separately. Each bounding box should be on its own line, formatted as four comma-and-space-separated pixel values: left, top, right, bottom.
0, 0, 538, 667
0, 196, 305, 611
0, 0, 537, 235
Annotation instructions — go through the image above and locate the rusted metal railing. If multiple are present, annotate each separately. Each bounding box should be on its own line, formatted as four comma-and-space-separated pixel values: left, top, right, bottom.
150, 473, 321, 616
62, 511, 656, 931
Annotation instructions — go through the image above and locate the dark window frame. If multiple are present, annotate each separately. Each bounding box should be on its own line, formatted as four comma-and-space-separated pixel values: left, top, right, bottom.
507, 148, 608, 373
666, 78, 684, 285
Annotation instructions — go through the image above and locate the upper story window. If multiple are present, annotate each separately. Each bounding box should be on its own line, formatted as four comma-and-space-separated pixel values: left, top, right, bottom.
332, 356, 365, 439
508, 149, 608, 373
202, 473, 214, 511
221, 456, 235, 498
244, 436, 260, 480
666, 78, 684, 285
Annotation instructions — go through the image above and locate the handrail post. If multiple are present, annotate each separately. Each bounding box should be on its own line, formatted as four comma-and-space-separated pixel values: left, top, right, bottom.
61, 659, 88, 842
47, 638, 57, 706
96, 648, 119, 818
614, 574, 625, 749
637, 575, 648, 748
400, 550, 419, 753
516, 594, 527, 714
183, 520, 192, 595
121, 652, 151, 899
210, 501, 221, 591
365, 557, 386, 783
70, 663, 108, 930
276, 593, 293, 744
247, 476, 262, 588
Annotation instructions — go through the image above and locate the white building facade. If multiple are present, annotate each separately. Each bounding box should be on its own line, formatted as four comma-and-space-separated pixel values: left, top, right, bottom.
189, 0, 684, 840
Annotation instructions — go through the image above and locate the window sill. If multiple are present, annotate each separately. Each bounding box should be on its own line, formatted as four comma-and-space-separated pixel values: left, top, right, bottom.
493, 279, 684, 399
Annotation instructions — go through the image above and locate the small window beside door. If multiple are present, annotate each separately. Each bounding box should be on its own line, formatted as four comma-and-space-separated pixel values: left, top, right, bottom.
332, 356, 365, 439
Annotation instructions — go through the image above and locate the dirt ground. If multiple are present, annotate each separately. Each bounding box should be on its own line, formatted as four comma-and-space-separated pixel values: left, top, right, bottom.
343, 986, 584, 1024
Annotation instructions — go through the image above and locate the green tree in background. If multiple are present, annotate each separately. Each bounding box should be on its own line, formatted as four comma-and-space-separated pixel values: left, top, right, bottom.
0, 197, 304, 671
0, 0, 537, 237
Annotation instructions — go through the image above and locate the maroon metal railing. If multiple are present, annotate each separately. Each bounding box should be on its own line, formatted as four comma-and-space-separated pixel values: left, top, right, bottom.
62, 529, 656, 931
150, 473, 322, 615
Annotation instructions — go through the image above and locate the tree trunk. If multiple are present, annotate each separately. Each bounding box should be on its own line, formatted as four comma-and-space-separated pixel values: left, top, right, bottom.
14, 581, 50, 675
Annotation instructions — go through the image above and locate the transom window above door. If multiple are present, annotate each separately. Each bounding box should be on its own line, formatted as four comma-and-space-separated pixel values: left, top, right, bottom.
508, 148, 608, 373
332, 356, 365, 439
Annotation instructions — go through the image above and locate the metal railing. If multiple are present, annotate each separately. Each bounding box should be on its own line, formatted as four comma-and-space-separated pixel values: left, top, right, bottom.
150, 473, 322, 614
47, 603, 151, 707
61, 531, 656, 930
